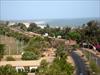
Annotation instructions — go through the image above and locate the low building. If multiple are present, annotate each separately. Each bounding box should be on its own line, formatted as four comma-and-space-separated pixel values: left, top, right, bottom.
43, 33, 48, 37
34, 21, 46, 29
0, 60, 41, 72
57, 35, 62, 39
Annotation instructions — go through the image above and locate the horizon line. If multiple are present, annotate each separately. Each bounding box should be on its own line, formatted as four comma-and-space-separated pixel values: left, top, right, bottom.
0, 17, 100, 21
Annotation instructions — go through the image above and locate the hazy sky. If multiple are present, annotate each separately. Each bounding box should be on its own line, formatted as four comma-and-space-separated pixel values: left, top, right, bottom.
0, 0, 100, 20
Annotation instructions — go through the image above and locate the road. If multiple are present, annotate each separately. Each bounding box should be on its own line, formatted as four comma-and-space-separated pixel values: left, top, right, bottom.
71, 51, 90, 75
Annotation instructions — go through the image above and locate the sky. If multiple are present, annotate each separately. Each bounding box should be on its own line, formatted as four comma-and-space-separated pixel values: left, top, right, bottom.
0, 0, 100, 20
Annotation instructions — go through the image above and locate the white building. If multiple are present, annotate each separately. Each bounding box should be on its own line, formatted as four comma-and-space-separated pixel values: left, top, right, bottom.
43, 33, 48, 37
8, 22, 16, 26
34, 21, 46, 29
57, 35, 62, 39
23, 22, 30, 28
8, 21, 46, 29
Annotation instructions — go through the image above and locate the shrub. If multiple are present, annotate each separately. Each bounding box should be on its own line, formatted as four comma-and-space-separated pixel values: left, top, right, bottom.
0, 44, 5, 60
22, 51, 38, 60
90, 61, 100, 74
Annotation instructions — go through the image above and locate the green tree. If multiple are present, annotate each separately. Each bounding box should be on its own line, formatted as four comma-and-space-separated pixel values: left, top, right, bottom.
24, 36, 50, 59
27, 23, 40, 32
37, 60, 48, 75
67, 31, 81, 41
17, 23, 27, 31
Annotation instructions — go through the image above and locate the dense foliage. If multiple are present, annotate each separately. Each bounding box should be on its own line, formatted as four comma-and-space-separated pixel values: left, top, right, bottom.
67, 31, 81, 41
22, 51, 38, 60
0, 64, 27, 75
90, 61, 100, 75
27, 23, 41, 32
27, 23, 71, 38
0, 25, 30, 43
37, 57, 74, 75
78, 20, 100, 43
22, 36, 50, 60
37, 45, 74, 75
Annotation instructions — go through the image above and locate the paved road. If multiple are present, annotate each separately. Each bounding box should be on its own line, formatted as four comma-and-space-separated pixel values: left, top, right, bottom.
71, 51, 90, 75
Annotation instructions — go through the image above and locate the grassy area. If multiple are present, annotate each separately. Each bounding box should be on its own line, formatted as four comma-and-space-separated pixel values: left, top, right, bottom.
83, 51, 100, 75
90, 60, 100, 75
0, 35, 25, 55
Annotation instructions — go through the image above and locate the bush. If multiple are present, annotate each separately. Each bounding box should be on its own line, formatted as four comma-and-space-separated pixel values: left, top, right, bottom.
22, 51, 38, 60
67, 31, 81, 41
0, 64, 27, 75
90, 61, 100, 74
6, 56, 15, 61
0, 44, 5, 60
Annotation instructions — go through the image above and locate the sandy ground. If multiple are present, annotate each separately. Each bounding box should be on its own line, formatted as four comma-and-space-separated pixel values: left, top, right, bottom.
2, 55, 22, 61
67, 56, 75, 66
0, 48, 74, 68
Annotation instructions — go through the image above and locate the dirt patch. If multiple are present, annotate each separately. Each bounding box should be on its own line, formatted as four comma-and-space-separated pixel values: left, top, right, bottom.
0, 35, 24, 55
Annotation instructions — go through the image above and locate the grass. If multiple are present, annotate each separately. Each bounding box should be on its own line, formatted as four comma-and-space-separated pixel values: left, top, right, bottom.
89, 60, 100, 75
83, 50, 100, 75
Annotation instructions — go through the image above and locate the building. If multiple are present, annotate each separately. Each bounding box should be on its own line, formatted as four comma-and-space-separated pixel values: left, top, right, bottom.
34, 21, 46, 29
0, 60, 40, 72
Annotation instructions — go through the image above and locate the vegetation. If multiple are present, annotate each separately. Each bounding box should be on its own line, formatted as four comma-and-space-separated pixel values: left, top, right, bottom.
27, 23, 41, 32
56, 44, 67, 58
83, 51, 100, 75
37, 59, 48, 75
90, 61, 100, 75
22, 51, 38, 60
37, 57, 74, 75
67, 31, 81, 41
0, 25, 30, 43
22, 36, 50, 60
1, 20, 100, 44
27, 23, 71, 38
0, 44, 5, 60
78, 20, 100, 43
37, 45, 74, 75
0, 64, 27, 75
17, 23, 27, 31
0, 20, 100, 75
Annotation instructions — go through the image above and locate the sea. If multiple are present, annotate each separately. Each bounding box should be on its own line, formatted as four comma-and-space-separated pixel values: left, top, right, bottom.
0, 17, 100, 28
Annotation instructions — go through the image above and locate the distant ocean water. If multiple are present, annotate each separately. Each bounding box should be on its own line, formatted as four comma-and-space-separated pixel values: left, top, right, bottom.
0, 17, 100, 28
44, 18, 100, 27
